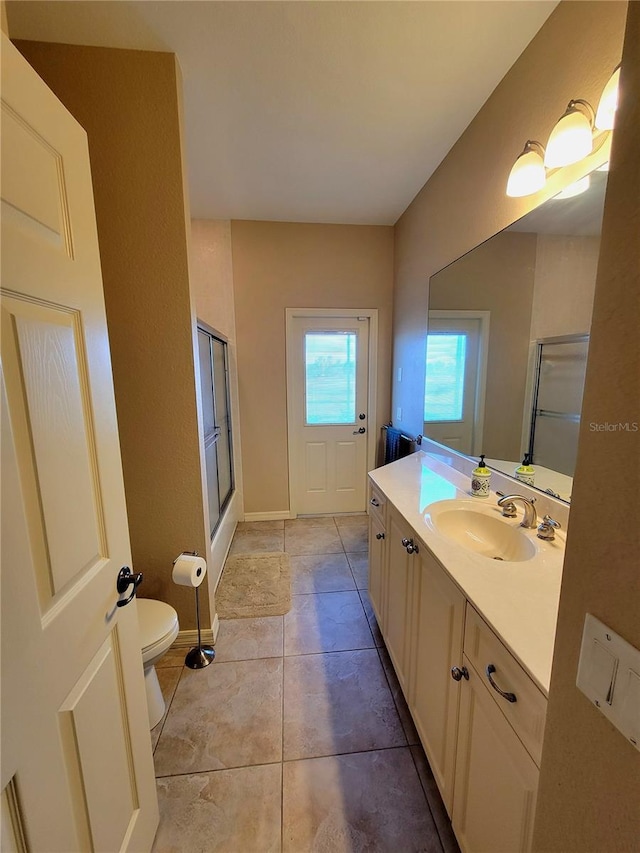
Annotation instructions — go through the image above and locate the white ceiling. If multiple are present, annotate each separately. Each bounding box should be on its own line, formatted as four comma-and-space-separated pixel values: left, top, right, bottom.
7, 1, 559, 225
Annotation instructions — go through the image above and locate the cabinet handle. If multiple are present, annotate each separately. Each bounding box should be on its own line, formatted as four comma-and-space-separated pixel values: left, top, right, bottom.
401, 537, 419, 555
451, 666, 469, 682
370, 497, 380, 507
375, 532, 385, 540
485, 664, 517, 703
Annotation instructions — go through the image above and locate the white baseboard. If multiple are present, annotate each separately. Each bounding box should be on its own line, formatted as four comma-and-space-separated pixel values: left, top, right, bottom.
173, 612, 220, 649
173, 627, 215, 648
212, 611, 220, 643
243, 510, 293, 521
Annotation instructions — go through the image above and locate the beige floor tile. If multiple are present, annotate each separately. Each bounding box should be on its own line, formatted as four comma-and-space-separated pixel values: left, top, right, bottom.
290, 553, 355, 594
154, 763, 282, 853
236, 519, 284, 532
338, 525, 369, 552
284, 526, 344, 556
411, 744, 461, 853
156, 647, 188, 669
358, 589, 384, 647
283, 649, 405, 760
154, 657, 283, 775
285, 516, 337, 529
346, 552, 368, 589
283, 748, 441, 853
378, 645, 420, 745
151, 667, 182, 752
333, 514, 368, 527
229, 529, 284, 555
214, 616, 283, 662
284, 591, 374, 656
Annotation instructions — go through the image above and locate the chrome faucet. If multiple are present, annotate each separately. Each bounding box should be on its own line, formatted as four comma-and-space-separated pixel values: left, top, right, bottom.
497, 494, 537, 528
537, 515, 561, 541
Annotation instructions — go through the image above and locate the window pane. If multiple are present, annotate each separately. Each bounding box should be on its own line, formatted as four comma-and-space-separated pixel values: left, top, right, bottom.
212, 339, 228, 425
424, 333, 466, 421
216, 428, 232, 508
305, 332, 357, 425
198, 330, 215, 438
205, 440, 221, 535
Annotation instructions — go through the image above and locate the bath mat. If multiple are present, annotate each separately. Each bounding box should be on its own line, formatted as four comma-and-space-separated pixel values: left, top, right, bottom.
216, 552, 291, 618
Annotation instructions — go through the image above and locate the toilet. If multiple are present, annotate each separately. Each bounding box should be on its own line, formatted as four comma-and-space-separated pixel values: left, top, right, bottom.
137, 598, 180, 728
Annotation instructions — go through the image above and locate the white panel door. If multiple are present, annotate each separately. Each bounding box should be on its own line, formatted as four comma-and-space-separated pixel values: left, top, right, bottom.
288, 314, 370, 515
0, 35, 158, 851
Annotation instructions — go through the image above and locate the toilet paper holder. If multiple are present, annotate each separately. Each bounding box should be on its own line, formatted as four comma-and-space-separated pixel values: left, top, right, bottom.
173, 551, 215, 670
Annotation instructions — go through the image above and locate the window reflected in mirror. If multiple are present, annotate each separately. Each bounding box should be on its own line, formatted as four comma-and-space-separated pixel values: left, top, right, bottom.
424, 165, 608, 502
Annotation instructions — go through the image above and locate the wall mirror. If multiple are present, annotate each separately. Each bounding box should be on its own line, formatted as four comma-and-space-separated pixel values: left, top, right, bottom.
424, 164, 608, 502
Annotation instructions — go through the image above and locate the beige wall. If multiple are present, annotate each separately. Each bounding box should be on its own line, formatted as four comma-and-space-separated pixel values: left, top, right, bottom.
533, 3, 640, 848
190, 219, 243, 595
530, 233, 600, 341
393, 1, 627, 440
16, 41, 210, 630
231, 221, 394, 514
428, 231, 537, 459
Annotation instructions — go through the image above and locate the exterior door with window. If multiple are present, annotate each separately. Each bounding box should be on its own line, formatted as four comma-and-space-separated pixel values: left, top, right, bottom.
424, 316, 482, 455
288, 314, 369, 515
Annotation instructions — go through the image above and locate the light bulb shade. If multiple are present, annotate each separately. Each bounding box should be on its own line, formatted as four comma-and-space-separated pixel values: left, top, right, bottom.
544, 103, 593, 168
506, 143, 546, 197
553, 175, 590, 200
595, 66, 620, 130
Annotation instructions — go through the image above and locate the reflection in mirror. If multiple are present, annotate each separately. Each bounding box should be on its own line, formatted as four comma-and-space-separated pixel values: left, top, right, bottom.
424, 166, 608, 503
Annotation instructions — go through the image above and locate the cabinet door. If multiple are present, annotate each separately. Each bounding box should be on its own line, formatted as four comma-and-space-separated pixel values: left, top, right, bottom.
410, 550, 465, 815
453, 657, 539, 853
385, 506, 415, 692
368, 514, 386, 631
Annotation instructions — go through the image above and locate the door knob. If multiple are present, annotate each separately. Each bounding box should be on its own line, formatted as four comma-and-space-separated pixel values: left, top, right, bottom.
451, 666, 469, 682
375, 532, 385, 540
116, 566, 143, 607
352, 427, 366, 434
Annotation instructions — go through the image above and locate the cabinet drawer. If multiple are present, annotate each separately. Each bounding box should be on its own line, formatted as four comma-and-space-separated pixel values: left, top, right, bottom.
464, 606, 547, 767
368, 481, 386, 526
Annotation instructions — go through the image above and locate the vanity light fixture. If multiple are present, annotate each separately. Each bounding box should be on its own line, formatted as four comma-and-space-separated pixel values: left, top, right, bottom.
595, 65, 621, 130
504, 64, 620, 198
506, 140, 546, 197
552, 175, 590, 199
544, 99, 595, 168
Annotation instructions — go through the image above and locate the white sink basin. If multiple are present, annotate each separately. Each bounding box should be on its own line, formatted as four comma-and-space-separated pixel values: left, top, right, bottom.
424, 500, 537, 562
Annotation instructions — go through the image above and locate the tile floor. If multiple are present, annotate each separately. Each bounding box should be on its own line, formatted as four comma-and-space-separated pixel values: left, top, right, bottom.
151, 516, 460, 853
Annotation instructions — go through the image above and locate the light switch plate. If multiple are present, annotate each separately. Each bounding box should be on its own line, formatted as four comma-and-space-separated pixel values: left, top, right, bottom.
576, 613, 640, 751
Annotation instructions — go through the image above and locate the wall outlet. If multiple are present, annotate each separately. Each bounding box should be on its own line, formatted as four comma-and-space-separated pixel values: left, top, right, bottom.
397, 367, 402, 382
396, 407, 402, 421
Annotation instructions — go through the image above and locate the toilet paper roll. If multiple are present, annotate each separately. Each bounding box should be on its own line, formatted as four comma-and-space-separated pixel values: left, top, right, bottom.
172, 554, 207, 588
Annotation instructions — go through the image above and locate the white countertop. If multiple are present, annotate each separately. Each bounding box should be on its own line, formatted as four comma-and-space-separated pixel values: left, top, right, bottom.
369, 451, 564, 696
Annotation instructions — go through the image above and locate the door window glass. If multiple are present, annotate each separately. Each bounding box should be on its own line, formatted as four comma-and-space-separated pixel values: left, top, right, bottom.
424, 333, 467, 422
304, 331, 357, 425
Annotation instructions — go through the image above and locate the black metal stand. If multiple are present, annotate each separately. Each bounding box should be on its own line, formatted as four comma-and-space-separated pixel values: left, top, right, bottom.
185, 584, 215, 669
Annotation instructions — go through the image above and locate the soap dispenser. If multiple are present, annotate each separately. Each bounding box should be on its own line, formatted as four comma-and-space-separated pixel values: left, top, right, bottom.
471, 455, 491, 498
515, 453, 535, 486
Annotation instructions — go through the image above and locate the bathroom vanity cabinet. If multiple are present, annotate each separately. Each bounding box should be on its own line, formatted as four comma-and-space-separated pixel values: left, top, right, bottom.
368, 480, 548, 853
